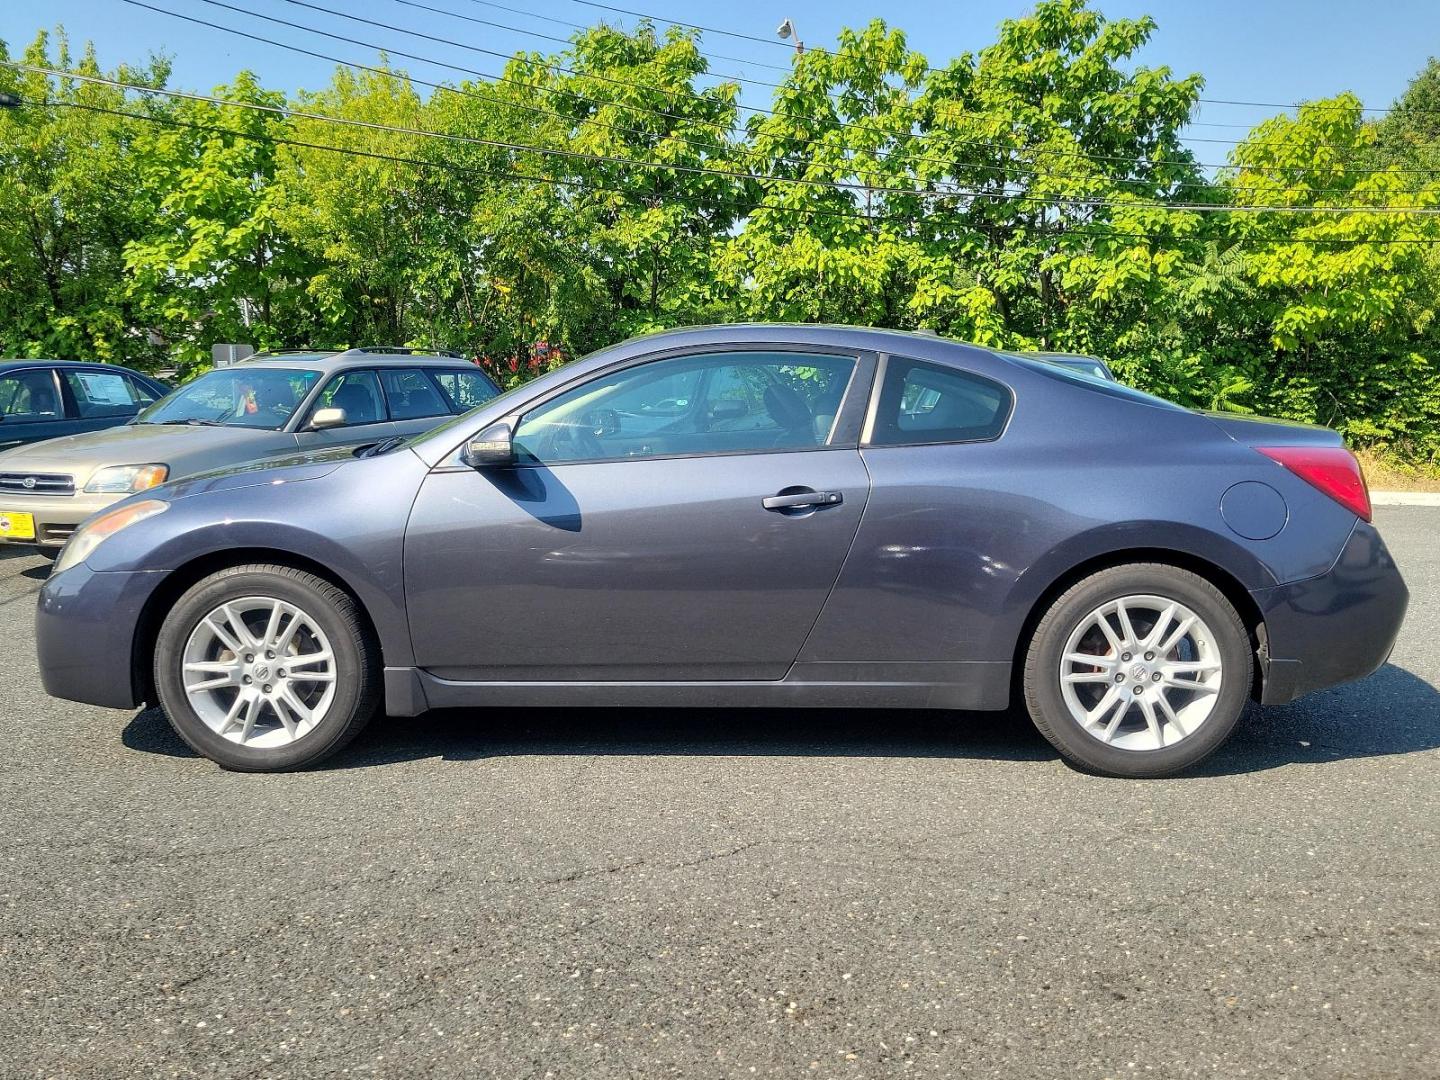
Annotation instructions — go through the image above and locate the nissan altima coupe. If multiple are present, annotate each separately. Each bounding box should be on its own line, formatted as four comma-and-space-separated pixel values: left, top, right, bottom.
36, 325, 1407, 777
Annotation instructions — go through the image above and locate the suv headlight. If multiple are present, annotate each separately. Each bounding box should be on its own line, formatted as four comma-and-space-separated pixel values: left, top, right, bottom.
84, 464, 169, 494
55, 500, 169, 574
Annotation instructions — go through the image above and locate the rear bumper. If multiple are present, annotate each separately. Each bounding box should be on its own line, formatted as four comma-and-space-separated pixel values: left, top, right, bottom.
36, 562, 163, 709
1252, 520, 1408, 705
0, 491, 120, 548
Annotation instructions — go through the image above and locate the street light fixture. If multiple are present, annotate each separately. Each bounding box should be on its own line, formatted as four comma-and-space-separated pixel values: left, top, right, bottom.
776, 18, 804, 55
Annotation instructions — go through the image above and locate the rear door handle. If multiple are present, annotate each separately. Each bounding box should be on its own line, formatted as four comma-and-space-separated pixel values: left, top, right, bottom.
762, 490, 843, 511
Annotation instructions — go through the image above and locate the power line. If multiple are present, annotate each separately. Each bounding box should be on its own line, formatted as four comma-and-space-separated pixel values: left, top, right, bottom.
563, 0, 1414, 118
32, 98, 1440, 247
104, 1, 1430, 206
392, 0, 798, 79
162, 0, 1439, 181
395, 0, 1299, 135
15, 64, 1440, 219
276, 0, 1386, 156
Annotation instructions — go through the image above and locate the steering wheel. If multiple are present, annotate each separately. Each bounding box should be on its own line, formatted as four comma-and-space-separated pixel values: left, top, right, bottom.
538, 419, 606, 461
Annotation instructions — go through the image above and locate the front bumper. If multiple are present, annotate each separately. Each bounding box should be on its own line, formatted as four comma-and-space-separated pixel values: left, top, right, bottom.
1252, 520, 1409, 705
36, 562, 165, 709
0, 490, 122, 548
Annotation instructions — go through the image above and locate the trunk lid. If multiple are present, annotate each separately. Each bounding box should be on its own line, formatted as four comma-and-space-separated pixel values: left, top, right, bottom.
1196, 410, 1344, 449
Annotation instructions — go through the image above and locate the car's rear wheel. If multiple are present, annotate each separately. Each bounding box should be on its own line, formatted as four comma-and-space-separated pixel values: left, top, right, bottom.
153, 564, 380, 771
1023, 564, 1253, 778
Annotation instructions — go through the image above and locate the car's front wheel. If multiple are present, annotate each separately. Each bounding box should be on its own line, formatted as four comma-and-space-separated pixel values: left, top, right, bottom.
153, 564, 380, 771
1023, 563, 1253, 778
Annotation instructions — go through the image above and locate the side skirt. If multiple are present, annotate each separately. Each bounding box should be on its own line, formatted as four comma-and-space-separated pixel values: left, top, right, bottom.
385, 661, 1012, 715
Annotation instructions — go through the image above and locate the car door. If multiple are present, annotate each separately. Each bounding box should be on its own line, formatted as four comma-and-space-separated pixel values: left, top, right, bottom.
0, 368, 74, 451
404, 347, 876, 681
377, 367, 462, 438
296, 369, 399, 447
59, 368, 152, 436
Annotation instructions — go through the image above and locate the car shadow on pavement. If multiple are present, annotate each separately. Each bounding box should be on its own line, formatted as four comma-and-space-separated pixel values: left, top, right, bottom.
0, 543, 53, 581
1193, 662, 1440, 777
120, 662, 1440, 776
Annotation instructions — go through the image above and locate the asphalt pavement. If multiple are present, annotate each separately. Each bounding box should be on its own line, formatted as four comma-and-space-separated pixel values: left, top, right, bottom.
1, 509, 1437, 1079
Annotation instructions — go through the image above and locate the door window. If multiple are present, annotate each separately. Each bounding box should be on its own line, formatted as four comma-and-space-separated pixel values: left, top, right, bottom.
126, 375, 162, 405
311, 371, 386, 427
867, 357, 1011, 446
380, 369, 449, 420
0, 371, 64, 422
513, 351, 857, 465
428, 369, 498, 412
63, 370, 145, 419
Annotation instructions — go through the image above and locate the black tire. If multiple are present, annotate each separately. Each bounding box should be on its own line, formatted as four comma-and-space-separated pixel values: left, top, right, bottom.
153, 564, 381, 771
34, 547, 59, 561
1023, 563, 1253, 779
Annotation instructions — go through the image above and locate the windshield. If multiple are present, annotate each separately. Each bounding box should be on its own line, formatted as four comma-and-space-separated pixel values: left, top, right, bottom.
138, 368, 321, 430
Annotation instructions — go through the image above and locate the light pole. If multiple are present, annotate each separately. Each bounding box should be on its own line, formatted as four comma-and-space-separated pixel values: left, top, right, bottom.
776, 18, 804, 56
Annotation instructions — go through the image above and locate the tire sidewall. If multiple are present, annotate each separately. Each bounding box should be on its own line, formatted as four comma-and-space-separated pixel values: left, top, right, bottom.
155, 569, 370, 771
1026, 566, 1252, 778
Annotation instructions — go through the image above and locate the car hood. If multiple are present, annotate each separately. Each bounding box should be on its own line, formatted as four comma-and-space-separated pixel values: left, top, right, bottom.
0, 423, 286, 484
159, 444, 357, 500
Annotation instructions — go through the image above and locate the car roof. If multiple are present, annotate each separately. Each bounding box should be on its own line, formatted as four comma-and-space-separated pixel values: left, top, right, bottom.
233, 347, 475, 374
0, 359, 158, 375
598, 323, 1006, 360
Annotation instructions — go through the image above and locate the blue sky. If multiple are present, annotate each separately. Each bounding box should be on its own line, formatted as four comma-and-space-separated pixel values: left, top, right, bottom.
3, 0, 1437, 158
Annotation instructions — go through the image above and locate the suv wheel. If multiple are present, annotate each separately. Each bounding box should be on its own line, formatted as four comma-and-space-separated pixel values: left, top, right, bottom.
153, 564, 380, 771
1023, 563, 1253, 778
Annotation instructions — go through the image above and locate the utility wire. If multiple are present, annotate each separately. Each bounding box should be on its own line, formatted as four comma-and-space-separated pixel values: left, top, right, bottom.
406, 0, 1293, 133
30, 97, 1440, 246
272, 0, 1382, 156
13, 64, 1440, 218
145, 0, 1440, 181
392, 0, 798, 79
100, 2, 1420, 205
564, 0, 1416, 118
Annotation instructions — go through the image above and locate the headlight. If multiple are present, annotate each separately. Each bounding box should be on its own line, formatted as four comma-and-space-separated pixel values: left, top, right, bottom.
83, 463, 169, 494
55, 500, 169, 574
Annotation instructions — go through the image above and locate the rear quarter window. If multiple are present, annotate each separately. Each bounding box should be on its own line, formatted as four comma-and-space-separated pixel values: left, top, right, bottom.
429, 369, 499, 412
867, 357, 1012, 446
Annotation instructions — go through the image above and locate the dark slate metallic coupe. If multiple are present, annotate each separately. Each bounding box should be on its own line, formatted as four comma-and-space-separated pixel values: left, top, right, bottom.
35, 325, 1408, 777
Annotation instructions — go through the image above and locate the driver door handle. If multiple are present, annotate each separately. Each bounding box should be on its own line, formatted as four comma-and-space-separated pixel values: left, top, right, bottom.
762, 490, 843, 511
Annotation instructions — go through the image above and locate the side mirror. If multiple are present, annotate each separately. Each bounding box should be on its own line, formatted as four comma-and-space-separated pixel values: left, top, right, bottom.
307, 406, 347, 431
461, 420, 515, 468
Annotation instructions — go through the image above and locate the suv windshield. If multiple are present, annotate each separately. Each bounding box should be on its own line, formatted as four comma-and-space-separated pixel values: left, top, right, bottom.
138, 368, 320, 430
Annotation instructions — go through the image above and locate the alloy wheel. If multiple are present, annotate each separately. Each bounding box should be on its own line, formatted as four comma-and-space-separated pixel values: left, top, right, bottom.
1058, 593, 1224, 752
180, 596, 338, 748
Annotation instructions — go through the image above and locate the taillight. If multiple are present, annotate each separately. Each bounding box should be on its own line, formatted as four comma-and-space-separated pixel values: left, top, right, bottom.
1256, 446, 1371, 522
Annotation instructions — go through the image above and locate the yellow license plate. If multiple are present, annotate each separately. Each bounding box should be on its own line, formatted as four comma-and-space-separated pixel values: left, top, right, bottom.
0, 511, 36, 540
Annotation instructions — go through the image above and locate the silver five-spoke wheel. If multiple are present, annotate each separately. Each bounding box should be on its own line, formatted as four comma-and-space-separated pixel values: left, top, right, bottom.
181, 596, 337, 748
1058, 593, 1223, 751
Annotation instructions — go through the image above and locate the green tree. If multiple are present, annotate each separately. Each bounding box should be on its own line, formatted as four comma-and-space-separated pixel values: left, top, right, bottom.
122, 70, 320, 371
0, 31, 169, 364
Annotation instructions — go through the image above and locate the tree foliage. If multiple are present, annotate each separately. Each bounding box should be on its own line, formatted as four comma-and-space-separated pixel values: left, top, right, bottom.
2, 1, 1439, 463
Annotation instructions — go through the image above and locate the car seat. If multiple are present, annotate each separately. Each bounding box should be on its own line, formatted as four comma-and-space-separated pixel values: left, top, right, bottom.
762, 383, 815, 446
331, 382, 380, 425
25, 377, 59, 418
